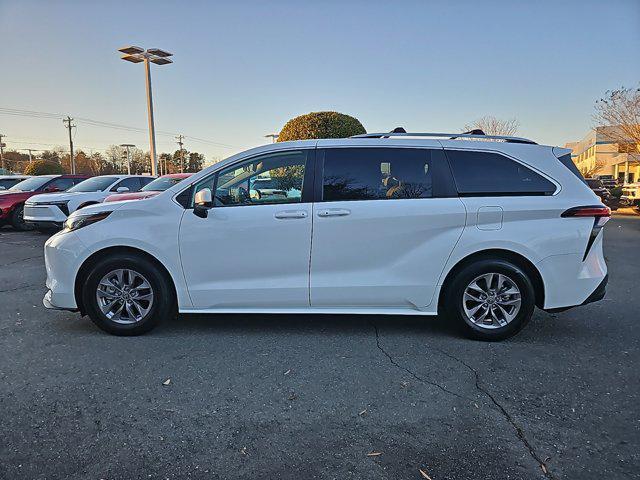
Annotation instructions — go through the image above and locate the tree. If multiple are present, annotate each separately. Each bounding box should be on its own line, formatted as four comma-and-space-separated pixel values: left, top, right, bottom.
593, 86, 640, 147
24, 159, 64, 175
278, 111, 366, 142
463, 116, 519, 136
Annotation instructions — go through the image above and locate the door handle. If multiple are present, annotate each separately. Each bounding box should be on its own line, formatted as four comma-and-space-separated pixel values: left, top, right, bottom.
274, 210, 308, 219
317, 208, 351, 217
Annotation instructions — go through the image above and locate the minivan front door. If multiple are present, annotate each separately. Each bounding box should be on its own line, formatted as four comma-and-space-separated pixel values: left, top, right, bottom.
310, 144, 465, 309
179, 149, 314, 309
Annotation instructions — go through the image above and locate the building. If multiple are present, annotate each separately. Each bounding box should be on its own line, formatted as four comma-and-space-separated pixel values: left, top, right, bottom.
564, 126, 640, 183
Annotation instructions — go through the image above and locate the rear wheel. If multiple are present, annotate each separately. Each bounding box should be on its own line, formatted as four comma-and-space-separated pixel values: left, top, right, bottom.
82, 253, 176, 335
444, 259, 535, 341
11, 203, 34, 231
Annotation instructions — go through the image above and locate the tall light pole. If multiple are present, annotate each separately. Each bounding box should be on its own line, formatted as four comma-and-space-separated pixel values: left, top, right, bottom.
118, 46, 173, 176
119, 144, 135, 175
265, 134, 279, 143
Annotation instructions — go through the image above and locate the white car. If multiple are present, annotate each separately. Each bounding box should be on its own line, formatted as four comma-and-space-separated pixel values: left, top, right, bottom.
24, 175, 155, 229
43, 131, 609, 341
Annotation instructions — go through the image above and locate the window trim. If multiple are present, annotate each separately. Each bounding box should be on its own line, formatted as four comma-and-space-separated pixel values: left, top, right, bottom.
315, 146, 457, 203
443, 148, 560, 197
182, 148, 316, 209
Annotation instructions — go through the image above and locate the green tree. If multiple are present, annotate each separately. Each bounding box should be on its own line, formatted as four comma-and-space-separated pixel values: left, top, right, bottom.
24, 159, 64, 175
277, 111, 366, 142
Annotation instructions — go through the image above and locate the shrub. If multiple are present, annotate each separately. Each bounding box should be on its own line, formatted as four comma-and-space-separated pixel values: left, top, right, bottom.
24, 160, 64, 176
277, 111, 366, 142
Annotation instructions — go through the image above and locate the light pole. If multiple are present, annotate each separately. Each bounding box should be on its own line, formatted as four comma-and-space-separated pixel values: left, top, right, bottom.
119, 144, 135, 175
118, 46, 173, 176
265, 134, 279, 143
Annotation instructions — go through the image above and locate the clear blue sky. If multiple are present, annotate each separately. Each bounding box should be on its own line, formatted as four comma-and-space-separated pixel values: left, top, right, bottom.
0, 0, 638, 161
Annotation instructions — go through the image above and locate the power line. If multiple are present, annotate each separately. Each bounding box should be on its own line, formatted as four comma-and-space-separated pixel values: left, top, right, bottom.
0, 107, 240, 149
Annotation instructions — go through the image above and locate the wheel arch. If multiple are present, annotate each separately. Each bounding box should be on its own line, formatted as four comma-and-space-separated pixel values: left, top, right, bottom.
438, 248, 545, 311
74, 245, 177, 316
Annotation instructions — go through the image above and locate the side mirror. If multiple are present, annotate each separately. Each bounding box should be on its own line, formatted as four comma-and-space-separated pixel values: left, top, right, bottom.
44, 186, 60, 193
116, 187, 130, 193
193, 188, 213, 218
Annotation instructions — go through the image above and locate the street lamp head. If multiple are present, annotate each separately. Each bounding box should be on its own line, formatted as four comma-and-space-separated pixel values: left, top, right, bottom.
146, 48, 173, 57
150, 57, 173, 65
121, 54, 144, 63
119, 144, 136, 148
118, 45, 145, 55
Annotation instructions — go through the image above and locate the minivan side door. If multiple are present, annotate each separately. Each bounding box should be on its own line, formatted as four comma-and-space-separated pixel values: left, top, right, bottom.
179, 149, 314, 309
310, 144, 466, 309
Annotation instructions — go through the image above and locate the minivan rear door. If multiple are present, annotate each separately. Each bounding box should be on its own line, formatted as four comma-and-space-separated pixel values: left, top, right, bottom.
310, 141, 466, 309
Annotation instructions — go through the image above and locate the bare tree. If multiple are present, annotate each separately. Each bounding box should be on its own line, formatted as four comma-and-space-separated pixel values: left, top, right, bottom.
463, 116, 519, 136
593, 86, 640, 146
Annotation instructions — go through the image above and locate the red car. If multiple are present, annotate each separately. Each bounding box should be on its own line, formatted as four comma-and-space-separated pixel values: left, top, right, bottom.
0, 174, 90, 230
103, 173, 193, 202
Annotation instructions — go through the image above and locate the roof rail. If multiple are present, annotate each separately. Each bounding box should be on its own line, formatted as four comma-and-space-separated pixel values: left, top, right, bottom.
351, 129, 537, 145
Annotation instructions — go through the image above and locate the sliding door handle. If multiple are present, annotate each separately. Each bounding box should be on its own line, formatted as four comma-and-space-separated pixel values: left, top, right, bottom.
317, 208, 351, 217
274, 210, 308, 219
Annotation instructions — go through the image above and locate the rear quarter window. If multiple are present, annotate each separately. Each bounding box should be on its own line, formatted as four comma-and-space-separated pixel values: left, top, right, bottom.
445, 150, 557, 196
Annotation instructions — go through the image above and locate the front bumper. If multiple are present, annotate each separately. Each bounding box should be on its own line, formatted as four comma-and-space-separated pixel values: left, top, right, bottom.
24, 203, 68, 226
43, 231, 87, 310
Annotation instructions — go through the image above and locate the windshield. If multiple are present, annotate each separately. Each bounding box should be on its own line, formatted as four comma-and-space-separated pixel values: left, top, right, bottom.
586, 179, 604, 189
142, 176, 187, 192
68, 177, 118, 192
8, 176, 54, 192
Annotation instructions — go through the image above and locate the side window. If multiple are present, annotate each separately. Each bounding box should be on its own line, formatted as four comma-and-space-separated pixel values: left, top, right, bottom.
112, 177, 142, 192
321, 147, 448, 202
72, 177, 87, 186
446, 150, 556, 196
194, 150, 308, 207
45, 177, 74, 191
140, 177, 155, 187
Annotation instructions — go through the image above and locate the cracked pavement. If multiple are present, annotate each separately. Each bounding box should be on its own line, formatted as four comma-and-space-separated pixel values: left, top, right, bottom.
1, 217, 639, 479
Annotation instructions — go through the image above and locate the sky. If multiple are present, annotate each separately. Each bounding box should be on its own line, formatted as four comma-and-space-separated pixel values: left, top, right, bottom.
0, 0, 639, 162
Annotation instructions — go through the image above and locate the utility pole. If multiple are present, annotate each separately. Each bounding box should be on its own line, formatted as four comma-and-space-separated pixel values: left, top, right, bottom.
176, 134, 185, 173
63, 116, 76, 174
0, 133, 5, 172
119, 144, 135, 174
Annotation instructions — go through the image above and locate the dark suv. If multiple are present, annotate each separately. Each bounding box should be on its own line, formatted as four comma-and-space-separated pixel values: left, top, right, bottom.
0, 174, 90, 230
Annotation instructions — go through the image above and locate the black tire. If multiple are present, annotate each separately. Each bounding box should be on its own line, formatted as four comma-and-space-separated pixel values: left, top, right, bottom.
11, 203, 34, 231
82, 253, 176, 336
443, 259, 535, 341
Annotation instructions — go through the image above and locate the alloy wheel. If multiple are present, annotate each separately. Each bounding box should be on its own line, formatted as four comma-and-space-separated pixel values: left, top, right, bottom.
462, 273, 522, 329
95, 268, 154, 324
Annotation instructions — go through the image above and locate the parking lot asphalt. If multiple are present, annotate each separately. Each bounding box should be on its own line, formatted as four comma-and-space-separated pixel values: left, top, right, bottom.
0, 216, 638, 480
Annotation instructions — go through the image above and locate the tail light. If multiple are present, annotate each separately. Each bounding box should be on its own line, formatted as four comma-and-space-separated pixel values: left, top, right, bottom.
561, 205, 611, 260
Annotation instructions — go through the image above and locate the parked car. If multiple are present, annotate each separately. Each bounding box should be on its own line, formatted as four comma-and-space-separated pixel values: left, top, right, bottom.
594, 174, 618, 190
0, 175, 31, 191
43, 131, 610, 341
585, 178, 618, 211
24, 175, 155, 230
619, 183, 640, 209
0, 174, 89, 230
103, 173, 192, 203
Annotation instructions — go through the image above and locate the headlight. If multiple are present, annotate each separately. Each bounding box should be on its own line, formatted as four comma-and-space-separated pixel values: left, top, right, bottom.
63, 211, 112, 232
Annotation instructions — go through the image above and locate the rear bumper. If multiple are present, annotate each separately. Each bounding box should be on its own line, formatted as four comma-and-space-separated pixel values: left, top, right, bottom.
581, 273, 608, 305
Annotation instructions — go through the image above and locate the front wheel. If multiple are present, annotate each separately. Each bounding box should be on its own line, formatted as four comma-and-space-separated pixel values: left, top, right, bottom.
82, 253, 176, 335
444, 259, 535, 341
11, 204, 34, 231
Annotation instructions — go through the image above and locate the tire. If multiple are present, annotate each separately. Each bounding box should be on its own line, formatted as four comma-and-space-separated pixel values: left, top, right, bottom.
82, 253, 176, 336
11, 203, 34, 231
443, 259, 535, 341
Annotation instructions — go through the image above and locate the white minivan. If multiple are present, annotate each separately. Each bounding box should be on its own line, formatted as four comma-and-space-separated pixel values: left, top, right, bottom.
43, 131, 610, 340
